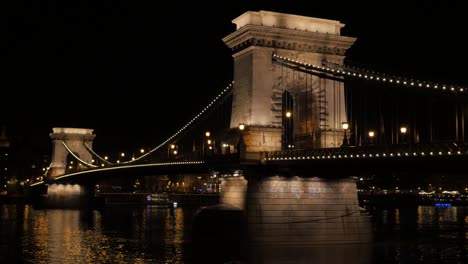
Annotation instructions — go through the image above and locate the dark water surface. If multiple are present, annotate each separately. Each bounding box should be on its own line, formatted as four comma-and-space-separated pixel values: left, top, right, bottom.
1, 204, 468, 263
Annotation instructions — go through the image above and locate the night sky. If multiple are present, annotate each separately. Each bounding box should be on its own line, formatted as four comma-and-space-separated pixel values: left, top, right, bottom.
3, 1, 468, 159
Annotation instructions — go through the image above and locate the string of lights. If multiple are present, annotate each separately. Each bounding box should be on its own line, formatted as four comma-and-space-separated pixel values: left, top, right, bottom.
272, 54, 467, 95
83, 143, 114, 166
30, 161, 205, 186
62, 142, 98, 168
117, 81, 235, 165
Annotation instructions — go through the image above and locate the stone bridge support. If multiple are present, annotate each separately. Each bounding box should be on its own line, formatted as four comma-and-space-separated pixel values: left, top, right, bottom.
49, 127, 95, 179
219, 173, 372, 263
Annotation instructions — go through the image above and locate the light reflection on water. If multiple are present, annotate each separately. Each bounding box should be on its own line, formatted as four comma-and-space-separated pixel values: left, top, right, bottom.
0, 205, 194, 263
1, 205, 468, 263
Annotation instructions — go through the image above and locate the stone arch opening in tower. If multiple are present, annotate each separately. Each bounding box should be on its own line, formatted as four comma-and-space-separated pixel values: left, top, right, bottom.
282, 91, 294, 150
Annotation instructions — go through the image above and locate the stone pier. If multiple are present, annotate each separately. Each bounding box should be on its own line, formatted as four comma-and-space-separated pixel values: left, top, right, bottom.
219, 174, 373, 263
246, 176, 372, 245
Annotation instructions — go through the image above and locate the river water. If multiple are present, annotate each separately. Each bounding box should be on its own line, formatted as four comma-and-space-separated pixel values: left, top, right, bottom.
1, 203, 468, 263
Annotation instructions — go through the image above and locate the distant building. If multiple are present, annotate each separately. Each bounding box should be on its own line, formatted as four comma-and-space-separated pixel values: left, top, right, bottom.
0, 126, 11, 193
0, 126, 10, 148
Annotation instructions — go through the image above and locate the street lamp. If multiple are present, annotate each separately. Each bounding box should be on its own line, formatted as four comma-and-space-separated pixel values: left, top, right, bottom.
342, 122, 349, 146
368, 130, 375, 145
168, 144, 177, 159
202, 131, 211, 158
237, 123, 246, 159
400, 126, 407, 134
400, 126, 407, 144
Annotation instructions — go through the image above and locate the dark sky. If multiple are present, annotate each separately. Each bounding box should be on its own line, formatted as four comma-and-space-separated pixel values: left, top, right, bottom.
3, 1, 468, 158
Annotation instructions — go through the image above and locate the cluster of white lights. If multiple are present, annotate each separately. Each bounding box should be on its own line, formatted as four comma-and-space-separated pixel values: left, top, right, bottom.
101, 82, 234, 166
265, 150, 464, 161
54, 161, 205, 181
272, 54, 467, 94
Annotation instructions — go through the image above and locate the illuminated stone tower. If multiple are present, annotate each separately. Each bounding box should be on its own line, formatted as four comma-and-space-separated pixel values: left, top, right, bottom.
223, 10, 356, 156
49, 127, 95, 178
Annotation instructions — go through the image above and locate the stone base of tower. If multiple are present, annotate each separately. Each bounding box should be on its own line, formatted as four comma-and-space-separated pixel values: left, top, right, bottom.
319, 130, 347, 148
224, 126, 282, 161
219, 176, 248, 210
35, 183, 95, 209
246, 176, 372, 245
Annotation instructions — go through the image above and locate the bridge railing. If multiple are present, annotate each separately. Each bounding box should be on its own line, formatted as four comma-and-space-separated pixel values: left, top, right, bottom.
265, 141, 468, 160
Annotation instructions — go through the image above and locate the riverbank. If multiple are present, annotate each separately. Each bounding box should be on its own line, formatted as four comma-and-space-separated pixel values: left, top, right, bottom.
359, 193, 468, 207
93, 193, 219, 207
4, 192, 468, 208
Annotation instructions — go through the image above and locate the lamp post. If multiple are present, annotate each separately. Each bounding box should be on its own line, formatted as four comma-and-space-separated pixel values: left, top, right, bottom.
342, 122, 349, 147
168, 144, 176, 160
400, 126, 407, 144
400, 126, 409, 151
368, 130, 375, 145
202, 131, 210, 158
237, 123, 246, 159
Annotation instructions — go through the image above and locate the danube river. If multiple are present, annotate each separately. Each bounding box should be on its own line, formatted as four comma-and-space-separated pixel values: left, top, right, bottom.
1, 203, 468, 263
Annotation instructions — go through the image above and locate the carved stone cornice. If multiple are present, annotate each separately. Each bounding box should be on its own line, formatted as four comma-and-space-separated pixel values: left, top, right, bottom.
50, 133, 96, 141
223, 24, 356, 56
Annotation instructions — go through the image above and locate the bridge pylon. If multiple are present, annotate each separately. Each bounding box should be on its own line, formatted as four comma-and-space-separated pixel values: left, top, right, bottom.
223, 10, 356, 156
48, 127, 95, 179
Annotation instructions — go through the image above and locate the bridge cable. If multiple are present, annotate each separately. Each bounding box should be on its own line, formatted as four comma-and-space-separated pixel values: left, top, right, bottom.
62, 141, 98, 168
118, 81, 235, 165
83, 143, 114, 166
273, 54, 467, 95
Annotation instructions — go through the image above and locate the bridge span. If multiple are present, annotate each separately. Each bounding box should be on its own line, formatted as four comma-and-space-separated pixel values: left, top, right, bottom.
27, 10, 468, 255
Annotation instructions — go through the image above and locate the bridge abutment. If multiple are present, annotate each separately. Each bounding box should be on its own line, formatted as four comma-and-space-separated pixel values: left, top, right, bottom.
220, 172, 372, 245
37, 183, 95, 209
219, 176, 248, 209
246, 176, 372, 245
219, 172, 373, 262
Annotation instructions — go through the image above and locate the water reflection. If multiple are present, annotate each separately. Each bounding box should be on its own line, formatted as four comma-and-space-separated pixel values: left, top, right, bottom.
369, 205, 468, 263
1, 205, 468, 263
0, 204, 194, 263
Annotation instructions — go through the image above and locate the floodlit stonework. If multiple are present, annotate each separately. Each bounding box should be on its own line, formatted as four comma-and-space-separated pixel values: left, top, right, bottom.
49, 127, 95, 178
223, 10, 356, 152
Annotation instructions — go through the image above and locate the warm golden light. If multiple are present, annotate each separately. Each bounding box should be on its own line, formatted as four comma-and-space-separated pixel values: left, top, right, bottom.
400, 126, 407, 134
286, 111, 292, 118
170, 144, 176, 149
207, 139, 212, 145
120, 152, 125, 157
140, 148, 145, 154
104, 156, 108, 160
205, 131, 211, 137
238, 123, 245, 131
368, 131, 375, 138
342, 122, 349, 130
173, 150, 178, 155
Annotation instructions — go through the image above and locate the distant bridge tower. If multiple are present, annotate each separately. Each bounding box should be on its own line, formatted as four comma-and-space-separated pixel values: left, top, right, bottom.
223, 10, 356, 156
49, 127, 95, 179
